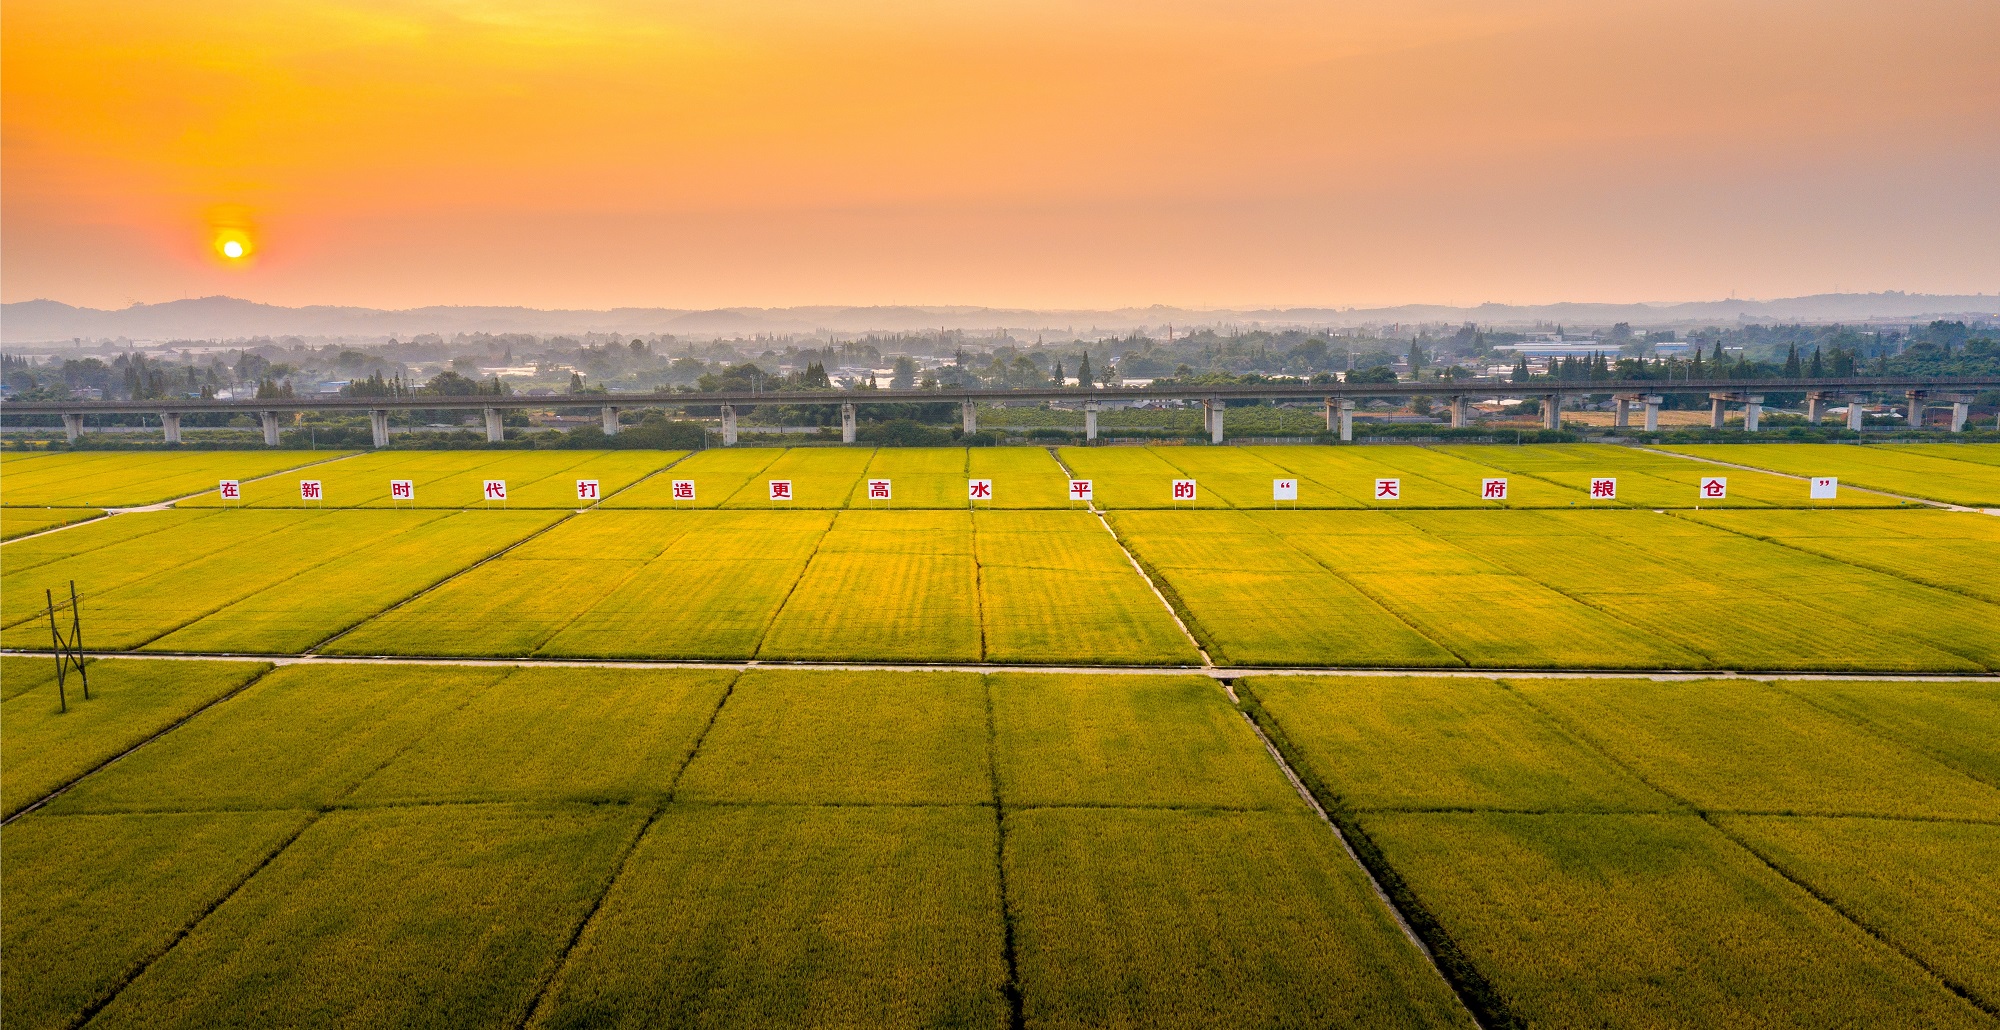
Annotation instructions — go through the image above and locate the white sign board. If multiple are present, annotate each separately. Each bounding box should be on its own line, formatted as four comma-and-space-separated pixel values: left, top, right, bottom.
1171, 479, 1197, 502
1589, 477, 1617, 500
483, 479, 508, 501
1068, 479, 1094, 502
768, 479, 793, 501
218, 479, 241, 501
867, 479, 892, 501
671, 479, 696, 501
1480, 478, 1509, 501
299, 479, 322, 501
1273, 478, 1298, 501
1809, 476, 1838, 500
1373, 478, 1401, 501
576, 479, 600, 501
1699, 476, 1728, 501
390, 479, 414, 501
968, 478, 993, 502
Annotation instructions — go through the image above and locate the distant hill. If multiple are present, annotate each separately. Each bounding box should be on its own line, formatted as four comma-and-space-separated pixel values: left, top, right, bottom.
4, 292, 1996, 345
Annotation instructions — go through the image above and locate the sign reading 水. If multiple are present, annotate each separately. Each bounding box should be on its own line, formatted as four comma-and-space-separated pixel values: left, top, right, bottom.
390, 479, 414, 502
1699, 477, 1728, 500
968, 479, 993, 502
1171, 479, 1197, 502
1809, 476, 1838, 500
1373, 478, 1401, 501
1068, 479, 1093, 502
769, 480, 793, 502
219, 479, 241, 502
672, 480, 696, 501
1481, 478, 1509, 500
1273, 479, 1298, 501
576, 479, 600, 501
484, 479, 508, 502
1590, 477, 1617, 499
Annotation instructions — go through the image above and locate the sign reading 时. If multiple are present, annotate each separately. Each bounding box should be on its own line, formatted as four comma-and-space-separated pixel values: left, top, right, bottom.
1810, 476, 1838, 500
1699, 476, 1728, 500
1068, 479, 1093, 502
1171, 479, 1197, 502
576, 479, 600, 501
390, 479, 414, 501
867, 479, 892, 501
1373, 478, 1401, 501
484, 479, 508, 501
1481, 478, 1509, 500
968, 478, 993, 502
1590, 477, 1617, 499
769, 480, 793, 501
299, 480, 322, 501
1273, 478, 1298, 501
672, 480, 696, 501
218, 479, 241, 501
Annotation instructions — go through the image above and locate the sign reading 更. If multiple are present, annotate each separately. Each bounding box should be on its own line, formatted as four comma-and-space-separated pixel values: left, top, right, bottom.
1590, 477, 1617, 500
576, 479, 600, 501
769, 480, 793, 502
1809, 476, 1838, 500
1273, 479, 1298, 502
968, 479, 993, 502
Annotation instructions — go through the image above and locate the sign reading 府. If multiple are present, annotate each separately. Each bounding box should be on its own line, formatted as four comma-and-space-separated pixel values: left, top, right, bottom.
1481, 478, 1509, 500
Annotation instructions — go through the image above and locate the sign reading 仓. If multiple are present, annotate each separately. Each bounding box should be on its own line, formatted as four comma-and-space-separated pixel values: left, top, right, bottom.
1699, 476, 1728, 501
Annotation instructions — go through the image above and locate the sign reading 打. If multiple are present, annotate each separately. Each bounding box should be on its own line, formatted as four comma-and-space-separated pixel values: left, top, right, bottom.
218, 479, 241, 502
1273, 478, 1298, 501
769, 479, 793, 502
1373, 478, 1401, 501
484, 479, 508, 502
1700, 476, 1728, 500
1481, 478, 1509, 500
672, 479, 696, 501
1068, 479, 1093, 502
1591, 477, 1617, 499
390, 479, 414, 502
576, 479, 600, 501
968, 478, 993, 503
1810, 476, 1838, 500
1171, 479, 1197, 502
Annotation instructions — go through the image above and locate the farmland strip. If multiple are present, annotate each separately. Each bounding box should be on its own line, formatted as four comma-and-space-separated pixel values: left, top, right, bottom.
742, 510, 841, 660
984, 677, 1028, 1030
1639, 446, 1965, 509
1667, 509, 2000, 608
589, 447, 701, 506
0, 510, 109, 544
1047, 447, 1212, 665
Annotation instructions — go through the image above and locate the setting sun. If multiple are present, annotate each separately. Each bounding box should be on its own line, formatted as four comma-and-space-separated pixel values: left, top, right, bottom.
211, 227, 254, 264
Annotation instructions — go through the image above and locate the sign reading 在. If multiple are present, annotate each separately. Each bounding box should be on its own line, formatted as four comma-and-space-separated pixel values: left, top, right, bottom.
867, 479, 892, 501
218, 479, 241, 501
1809, 476, 1838, 500
1373, 478, 1401, 501
1699, 476, 1728, 500
484, 479, 508, 501
1481, 478, 1509, 500
390, 479, 414, 501
576, 479, 600, 501
1273, 479, 1298, 501
1590, 477, 1617, 499
769, 480, 793, 501
1171, 479, 1197, 502
299, 480, 322, 501
1068, 479, 1094, 502
968, 479, 993, 502
672, 480, 696, 501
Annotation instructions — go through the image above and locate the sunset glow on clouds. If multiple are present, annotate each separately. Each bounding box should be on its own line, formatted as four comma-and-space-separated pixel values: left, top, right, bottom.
4, 0, 1996, 309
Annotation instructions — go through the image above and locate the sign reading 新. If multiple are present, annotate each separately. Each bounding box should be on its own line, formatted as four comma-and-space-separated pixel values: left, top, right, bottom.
299, 480, 322, 501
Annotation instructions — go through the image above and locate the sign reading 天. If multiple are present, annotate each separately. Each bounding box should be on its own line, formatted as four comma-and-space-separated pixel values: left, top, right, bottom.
1273, 479, 1298, 501
576, 480, 600, 501
484, 479, 508, 501
769, 480, 793, 501
1481, 478, 1509, 500
867, 479, 893, 501
218, 479, 240, 501
1590, 477, 1617, 500
390, 479, 414, 501
1809, 476, 1838, 500
968, 479, 993, 502
1171, 479, 1197, 502
672, 480, 696, 501
1068, 479, 1094, 502
1373, 478, 1401, 501
1699, 476, 1728, 500
299, 480, 322, 501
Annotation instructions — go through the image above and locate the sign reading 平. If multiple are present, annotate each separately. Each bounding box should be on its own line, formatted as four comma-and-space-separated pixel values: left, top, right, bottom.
867, 479, 892, 501
390, 479, 414, 501
1273, 479, 1298, 501
1809, 476, 1838, 500
1590, 477, 1617, 499
1699, 476, 1728, 500
968, 479, 993, 502
1481, 478, 1509, 500
1171, 479, 1197, 502
576, 479, 600, 501
299, 479, 322, 501
1373, 478, 1401, 501
672, 480, 695, 501
484, 479, 508, 501
769, 480, 793, 501
1068, 479, 1093, 502
218, 479, 241, 501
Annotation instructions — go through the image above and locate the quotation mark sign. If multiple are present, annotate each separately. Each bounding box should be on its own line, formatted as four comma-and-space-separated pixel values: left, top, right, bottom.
1273, 479, 1298, 501
1809, 476, 1838, 500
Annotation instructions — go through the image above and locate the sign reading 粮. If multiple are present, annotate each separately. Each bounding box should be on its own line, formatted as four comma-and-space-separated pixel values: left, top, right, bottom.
1171, 479, 1197, 503
1480, 478, 1509, 501
576, 479, 600, 502
1068, 479, 1094, 503
484, 479, 508, 502
968, 479, 994, 503
390, 479, 414, 502
1590, 477, 1617, 500
672, 480, 696, 501
1809, 476, 1838, 500
769, 480, 793, 502
299, 480, 322, 503
1273, 479, 1298, 502
867, 479, 893, 503
1373, 478, 1401, 501
219, 479, 241, 503
1699, 476, 1728, 501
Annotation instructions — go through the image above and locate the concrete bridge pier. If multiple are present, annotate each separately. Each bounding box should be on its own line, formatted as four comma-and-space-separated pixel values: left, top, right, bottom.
962, 399, 977, 435
1084, 401, 1100, 442
1846, 395, 1868, 431
721, 404, 738, 445
1805, 391, 1827, 424
160, 412, 182, 444
369, 409, 390, 448
841, 402, 857, 444
1543, 394, 1562, 431
63, 413, 84, 443
1907, 391, 1926, 429
1642, 395, 1663, 431
1612, 395, 1632, 428
1336, 399, 1355, 442
260, 411, 282, 446
601, 406, 621, 436
1940, 393, 1975, 432
1449, 396, 1469, 428
1708, 394, 1727, 429
1204, 397, 1224, 444
484, 407, 504, 443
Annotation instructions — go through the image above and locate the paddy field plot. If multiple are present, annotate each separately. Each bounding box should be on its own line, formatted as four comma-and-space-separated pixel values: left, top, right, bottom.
1259, 445, 1592, 508
1906, 442, 2000, 467
598, 447, 777, 507
0, 507, 101, 540
0, 450, 346, 508
755, 510, 982, 661
1682, 507, 2000, 605
971, 512, 1198, 665
1055, 446, 1230, 509
1664, 443, 2000, 507
966, 446, 1072, 507
0, 506, 221, 578
847, 446, 970, 507
1443, 442, 1889, 508
719, 446, 875, 507
1767, 678, 2000, 788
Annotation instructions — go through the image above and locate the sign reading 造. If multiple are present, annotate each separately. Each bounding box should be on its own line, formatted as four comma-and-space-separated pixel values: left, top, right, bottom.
1699, 476, 1728, 501
1068, 479, 1094, 503
576, 479, 600, 502
672, 480, 696, 502
1809, 476, 1838, 500
867, 479, 893, 504
1171, 479, 1197, 503
218, 479, 241, 503
299, 480, 322, 504
769, 480, 793, 502
1373, 478, 1401, 501
1590, 477, 1617, 500
1273, 479, 1298, 502
483, 479, 508, 503
390, 479, 415, 503
968, 479, 993, 504
1481, 478, 1509, 501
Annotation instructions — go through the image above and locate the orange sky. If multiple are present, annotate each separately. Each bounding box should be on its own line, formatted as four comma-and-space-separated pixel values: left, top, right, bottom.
5, 0, 1996, 310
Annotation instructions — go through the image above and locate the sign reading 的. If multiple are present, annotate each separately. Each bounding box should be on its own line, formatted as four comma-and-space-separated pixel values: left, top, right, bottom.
1373, 478, 1401, 501
484, 479, 508, 502
672, 480, 696, 501
968, 479, 993, 502
1590, 477, 1617, 500
219, 479, 241, 502
1171, 479, 1197, 502
1068, 479, 1094, 502
1699, 476, 1728, 501
390, 479, 414, 502
769, 480, 793, 502
1809, 476, 1838, 500
1273, 479, 1298, 502
1481, 478, 1509, 501
576, 479, 600, 501
867, 479, 892, 502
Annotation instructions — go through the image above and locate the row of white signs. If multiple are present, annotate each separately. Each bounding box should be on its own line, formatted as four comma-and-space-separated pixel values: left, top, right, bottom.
228, 474, 1842, 503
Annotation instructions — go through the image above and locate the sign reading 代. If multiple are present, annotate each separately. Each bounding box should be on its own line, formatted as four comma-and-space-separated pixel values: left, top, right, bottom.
484, 479, 508, 501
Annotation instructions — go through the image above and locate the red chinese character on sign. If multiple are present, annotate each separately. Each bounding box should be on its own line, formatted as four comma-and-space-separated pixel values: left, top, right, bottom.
1481, 478, 1508, 499
576, 480, 599, 500
1069, 480, 1093, 500
868, 479, 892, 500
770, 480, 792, 500
300, 480, 321, 500
1590, 478, 1617, 499
968, 479, 992, 500
1172, 479, 1197, 501
219, 480, 240, 500
1700, 477, 1727, 499
672, 480, 695, 500
391, 480, 413, 500
1374, 478, 1400, 500
485, 480, 507, 500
